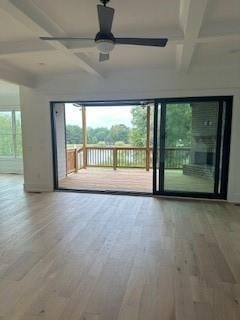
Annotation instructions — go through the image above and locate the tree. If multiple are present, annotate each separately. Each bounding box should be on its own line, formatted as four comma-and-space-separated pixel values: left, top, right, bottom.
165, 104, 192, 147
108, 124, 130, 144
88, 127, 110, 144
129, 104, 192, 148
66, 125, 82, 144
114, 141, 125, 146
129, 106, 148, 147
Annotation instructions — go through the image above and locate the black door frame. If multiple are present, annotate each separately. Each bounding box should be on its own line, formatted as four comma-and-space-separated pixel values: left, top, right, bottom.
152, 96, 233, 199
51, 96, 232, 199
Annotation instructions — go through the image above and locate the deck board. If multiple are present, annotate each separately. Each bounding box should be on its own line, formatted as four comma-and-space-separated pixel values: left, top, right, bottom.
59, 168, 213, 193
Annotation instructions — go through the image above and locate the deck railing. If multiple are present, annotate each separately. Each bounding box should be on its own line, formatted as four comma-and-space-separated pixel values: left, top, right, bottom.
67, 146, 190, 173
86, 147, 152, 170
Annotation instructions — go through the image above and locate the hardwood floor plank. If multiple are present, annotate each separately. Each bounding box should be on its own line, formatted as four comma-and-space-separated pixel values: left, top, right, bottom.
1, 174, 240, 320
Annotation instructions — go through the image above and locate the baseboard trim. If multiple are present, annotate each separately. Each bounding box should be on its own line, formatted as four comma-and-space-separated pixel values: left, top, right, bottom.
227, 193, 240, 203
24, 183, 53, 193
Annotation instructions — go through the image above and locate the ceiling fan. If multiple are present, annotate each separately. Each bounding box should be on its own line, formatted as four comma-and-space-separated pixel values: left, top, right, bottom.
40, 0, 168, 62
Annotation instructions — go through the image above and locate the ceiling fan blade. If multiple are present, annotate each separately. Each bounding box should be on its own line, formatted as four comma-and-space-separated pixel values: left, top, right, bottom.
40, 37, 94, 41
115, 38, 168, 47
62, 40, 95, 50
97, 5, 114, 33
99, 53, 110, 62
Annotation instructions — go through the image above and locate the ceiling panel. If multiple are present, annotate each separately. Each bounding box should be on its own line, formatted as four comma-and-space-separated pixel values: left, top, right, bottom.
193, 40, 240, 67
83, 44, 176, 72
31, 0, 180, 37
0, 9, 36, 41
203, 0, 240, 23
1, 51, 78, 75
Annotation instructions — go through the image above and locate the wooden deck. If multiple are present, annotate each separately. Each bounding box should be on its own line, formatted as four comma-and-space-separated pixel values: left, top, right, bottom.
59, 168, 213, 193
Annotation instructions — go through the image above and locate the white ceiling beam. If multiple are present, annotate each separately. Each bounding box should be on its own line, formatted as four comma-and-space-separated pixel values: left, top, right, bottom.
197, 34, 240, 43
0, 40, 54, 56
0, 0, 103, 77
1, 28, 239, 57
177, 0, 209, 72
0, 34, 186, 57
0, 36, 185, 58
0, 28, 239, 57
0, 61, 36, 87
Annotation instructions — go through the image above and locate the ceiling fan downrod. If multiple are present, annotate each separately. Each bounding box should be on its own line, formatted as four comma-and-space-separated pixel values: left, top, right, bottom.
100, 0, 110, 7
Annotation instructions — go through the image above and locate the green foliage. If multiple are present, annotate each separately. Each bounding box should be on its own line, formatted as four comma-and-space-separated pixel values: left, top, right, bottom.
0, 111, 22, 157
97, 141, 106, 147
65, 105, 192, 148
109, 124, 130, 144
129, 107, 147, 147
88, 127, 109, 144
66, 125, 82, 145
165, 104, 192, 147
114, 141, 125, 146
66, 124, 130, 146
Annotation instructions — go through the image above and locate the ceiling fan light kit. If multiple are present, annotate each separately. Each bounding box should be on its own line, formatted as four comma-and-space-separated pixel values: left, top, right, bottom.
40, 0, 168, 62
96, 39, 115, 54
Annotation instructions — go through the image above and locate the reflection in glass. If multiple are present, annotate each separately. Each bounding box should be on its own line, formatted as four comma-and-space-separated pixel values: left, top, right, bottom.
164, 102, 219, 193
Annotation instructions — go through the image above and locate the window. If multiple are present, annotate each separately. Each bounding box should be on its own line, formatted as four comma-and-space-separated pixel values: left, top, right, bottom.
0, 110, 22, 158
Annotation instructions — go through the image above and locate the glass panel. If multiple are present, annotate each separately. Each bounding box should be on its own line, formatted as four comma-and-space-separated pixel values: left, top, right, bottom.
15, 111, 23, 157
164, 101, 219, 193
0, 111, 14, 157
154, 103, 162, 192
15, 134, 22, 157
0, 111, 12, 134
0, 134, 14, 156
15, 111, 22, 134
65, 103, 83, 148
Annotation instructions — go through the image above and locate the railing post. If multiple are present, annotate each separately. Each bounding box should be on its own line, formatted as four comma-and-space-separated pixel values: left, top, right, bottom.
83, 147, 88, 168
146, 149, 150, 171
75, 148, 78, 173
113, 148, 117, 170
66, 149, 69, 175
82, 106, 87, 169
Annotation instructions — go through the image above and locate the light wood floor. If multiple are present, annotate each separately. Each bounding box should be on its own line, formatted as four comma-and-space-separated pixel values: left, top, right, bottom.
60, 168, 213, 193
0, 174, 240, 320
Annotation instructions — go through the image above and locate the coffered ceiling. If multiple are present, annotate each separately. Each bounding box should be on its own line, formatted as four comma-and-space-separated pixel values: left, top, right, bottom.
0, 0, 239, 87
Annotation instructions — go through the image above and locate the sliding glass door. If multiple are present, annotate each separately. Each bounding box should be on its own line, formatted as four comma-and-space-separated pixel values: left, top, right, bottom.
153, 97, 232, 199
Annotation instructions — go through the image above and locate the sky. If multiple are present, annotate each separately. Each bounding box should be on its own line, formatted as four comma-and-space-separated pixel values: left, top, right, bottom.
65, 104, 133, 128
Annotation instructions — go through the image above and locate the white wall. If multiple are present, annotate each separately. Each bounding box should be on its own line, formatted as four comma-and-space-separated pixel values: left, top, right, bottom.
0, 80, 20, 105
54, 103, 66, 180
20, 87, 53, 192
36, 65, 240, 101
0, 81, 23, 174
20, 65, 240, 201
